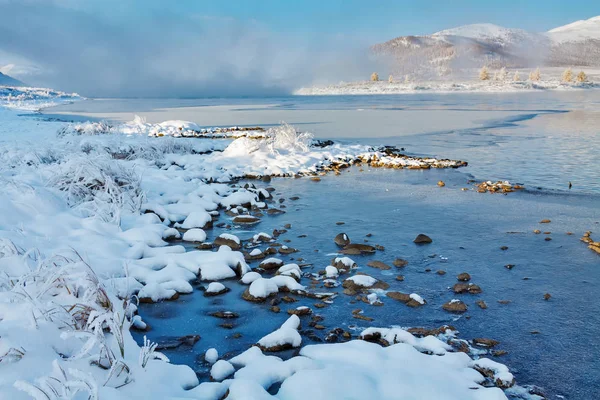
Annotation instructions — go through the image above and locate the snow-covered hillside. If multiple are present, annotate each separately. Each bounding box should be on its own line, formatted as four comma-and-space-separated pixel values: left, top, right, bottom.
433, 23, 541, 47
548, 15, 600, 43
371, 15, 600, 78
0, 72, 23, 86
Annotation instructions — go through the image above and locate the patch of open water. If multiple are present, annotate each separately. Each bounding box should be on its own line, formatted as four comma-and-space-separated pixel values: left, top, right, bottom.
134, 167, 600, 400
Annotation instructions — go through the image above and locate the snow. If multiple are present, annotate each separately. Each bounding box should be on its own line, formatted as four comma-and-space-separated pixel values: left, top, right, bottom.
548, 15, 600, 43
0, 86, 80, 110
367, 293, 380, 305
241, 271, 262, 284
205, 348, 219, 365
257, 315, 302, 349
206, 282, 226, 294
210, 359, 235, 381
218, 233, 240, 244
221, 191, 258, 208
410, 293, 425, 305
296, 78, 598, 96
333, 256, 356, 268
345, 274, 378, 287
250, 248, 263, 256
277, 263, 302, 279
472, 358, 515, 388
248, 278, 280, 298
360, 327, 452, 355
174, 210, 212, 229
182, 228, 206, 242
434, 23, 531, 42
325, 265, 339, 278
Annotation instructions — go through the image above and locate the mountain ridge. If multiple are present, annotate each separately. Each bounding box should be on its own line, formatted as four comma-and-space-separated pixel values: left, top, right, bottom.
0, 72, 24, 86
372, 16, 600, 78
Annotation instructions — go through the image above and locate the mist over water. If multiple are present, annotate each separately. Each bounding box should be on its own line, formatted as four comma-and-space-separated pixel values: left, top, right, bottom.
0, 2, 381, 97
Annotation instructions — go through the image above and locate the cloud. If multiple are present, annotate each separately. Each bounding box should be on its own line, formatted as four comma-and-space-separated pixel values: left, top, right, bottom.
0, 1, 379, 97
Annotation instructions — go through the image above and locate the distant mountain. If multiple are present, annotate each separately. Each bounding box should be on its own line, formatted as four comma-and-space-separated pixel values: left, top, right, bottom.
372, 16, 600, 78
0, 72, 24, 86
548, 16, 600, 43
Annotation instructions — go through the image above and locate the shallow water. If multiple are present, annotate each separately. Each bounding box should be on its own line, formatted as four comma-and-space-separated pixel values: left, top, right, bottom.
134, 167, 600, 400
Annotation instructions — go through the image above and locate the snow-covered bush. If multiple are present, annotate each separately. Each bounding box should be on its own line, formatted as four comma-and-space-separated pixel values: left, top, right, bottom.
562, 68, 573, 83
370, 72, 379, 82
48, 155, 145, 223
496, 67, 507, 81
513, 71, 521, 81
479, 66, 490, 81
529, 68, 541, 81
265, 122, 313, 155
576, 70, 588, 83
388, 74, 394, 83
57, 121, 112, 137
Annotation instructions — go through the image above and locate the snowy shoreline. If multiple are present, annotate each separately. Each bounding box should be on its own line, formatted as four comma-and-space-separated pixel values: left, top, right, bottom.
0, 88, 543, 399
295, 79, 599, 96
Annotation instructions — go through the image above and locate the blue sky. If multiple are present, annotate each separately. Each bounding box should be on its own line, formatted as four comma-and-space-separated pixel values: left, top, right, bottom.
0, 0, 598, 96
139, 0, 598, 40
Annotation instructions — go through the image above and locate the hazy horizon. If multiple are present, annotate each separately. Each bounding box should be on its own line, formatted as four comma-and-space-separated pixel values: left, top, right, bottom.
1, 0, 598, 97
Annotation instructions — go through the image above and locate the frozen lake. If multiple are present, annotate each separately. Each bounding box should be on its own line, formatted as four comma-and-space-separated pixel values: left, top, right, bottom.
46, 91, 600, 399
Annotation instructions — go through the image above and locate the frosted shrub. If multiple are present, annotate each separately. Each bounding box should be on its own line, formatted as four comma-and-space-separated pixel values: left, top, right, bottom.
57, 121, 112, 137
496, 67, 507, 81
576, 71, 588, 83
370, 72, 379, 82
562, 68, 573, 83
48, 155, 145, 223
479, 66, 490, 81
529, 68, 541, 81
388, 74, 394, 83
513, 71, 521, 81
265, 123, 314, 155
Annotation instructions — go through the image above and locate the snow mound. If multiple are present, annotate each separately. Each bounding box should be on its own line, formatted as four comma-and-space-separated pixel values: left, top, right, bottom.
257, 315, 302, 351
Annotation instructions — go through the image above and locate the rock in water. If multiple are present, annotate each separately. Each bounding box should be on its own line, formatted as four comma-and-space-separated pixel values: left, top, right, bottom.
442, 300, 468, 313
366, 260, 392, 270
342, 243, 376, 254
457, 272, 471, 281
334, 233, 351, 247
393, 258, 409, 267
413, 234, 432, 244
